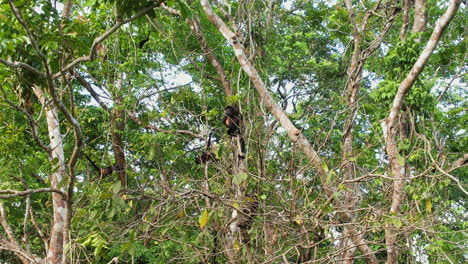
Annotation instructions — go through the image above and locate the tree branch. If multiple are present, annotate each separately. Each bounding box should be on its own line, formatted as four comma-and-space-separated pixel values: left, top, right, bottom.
0, 59, 46, 78
127, 112, 203, 138
0, 188, 67, 199
0, 85, 52, 153
383, 1, 462, 262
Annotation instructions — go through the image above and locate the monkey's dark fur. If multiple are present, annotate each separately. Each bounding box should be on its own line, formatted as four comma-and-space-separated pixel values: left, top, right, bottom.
223, 106, 242, 136
84, 153, 123, 179
223, 106, 246, 158
196, 130, 219, 164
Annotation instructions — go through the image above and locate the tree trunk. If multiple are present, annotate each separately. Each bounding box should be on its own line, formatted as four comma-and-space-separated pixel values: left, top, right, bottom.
111, 75, 127, 188
32, 86, 68, 264
383, 1, 461, 263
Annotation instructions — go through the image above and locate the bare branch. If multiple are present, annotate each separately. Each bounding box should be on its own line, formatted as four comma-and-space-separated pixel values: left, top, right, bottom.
0, 58, 46, 77
0, 188, 67, 199
72, 69, 110, 112
437, 68, 466, 101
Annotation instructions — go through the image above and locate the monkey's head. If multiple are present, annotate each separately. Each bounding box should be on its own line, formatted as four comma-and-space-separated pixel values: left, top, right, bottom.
224, 106, 239, 117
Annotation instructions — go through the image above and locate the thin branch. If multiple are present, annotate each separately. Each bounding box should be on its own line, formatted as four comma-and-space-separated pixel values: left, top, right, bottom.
127, 112, 203, 138
29, 206, 48, 251
0, 188, 67, 199
72, 69, 110, 112
0, 84, 52, 153
0, 58, 46, 78
437, 69, 466, 101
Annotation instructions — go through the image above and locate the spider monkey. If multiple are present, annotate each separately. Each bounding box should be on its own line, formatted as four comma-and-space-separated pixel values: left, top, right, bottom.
196, 130, 219, 164
223, 106, 246, 158
83, 153, 123, 180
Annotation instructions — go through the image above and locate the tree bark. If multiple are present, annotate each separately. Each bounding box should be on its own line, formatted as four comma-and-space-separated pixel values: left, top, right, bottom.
400, 0, 411, 40
32, 86, 68, 264
412, 0, 427, 33
111, 75, 127, 188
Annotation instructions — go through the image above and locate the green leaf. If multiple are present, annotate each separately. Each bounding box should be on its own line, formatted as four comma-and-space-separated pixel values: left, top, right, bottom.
322, 162, 329, 172
426, 199, 432, 213
199, 209, 209, 229
112, 181, 121, 195
232, 174, 243, 185
176, 0, 192, 19
397, 155, 405, 166
240, 172, 248, 181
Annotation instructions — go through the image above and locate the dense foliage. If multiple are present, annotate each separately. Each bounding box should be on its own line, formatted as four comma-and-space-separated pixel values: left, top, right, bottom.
0, 0, 466, 263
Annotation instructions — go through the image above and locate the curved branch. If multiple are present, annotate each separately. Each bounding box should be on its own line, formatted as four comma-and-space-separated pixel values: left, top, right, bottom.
0, 59, 46, 78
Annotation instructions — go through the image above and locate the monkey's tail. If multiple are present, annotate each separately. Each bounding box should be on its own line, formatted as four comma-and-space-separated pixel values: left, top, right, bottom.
238, 136, 246, 159
83, 152, 100, 172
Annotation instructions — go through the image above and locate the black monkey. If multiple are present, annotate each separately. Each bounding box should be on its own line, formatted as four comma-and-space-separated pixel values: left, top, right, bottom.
223, 106, 246, 158
223, 106, 242, 136
196, 130, 219, 164
83, 153, 123, 180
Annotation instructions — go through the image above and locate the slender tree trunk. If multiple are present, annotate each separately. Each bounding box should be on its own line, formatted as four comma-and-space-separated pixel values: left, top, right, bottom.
383, 1, 461, 263
400, 0, 411, 41
412, 0, 427, 33
32, 86, 68, 264
111, 75, 127, 188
